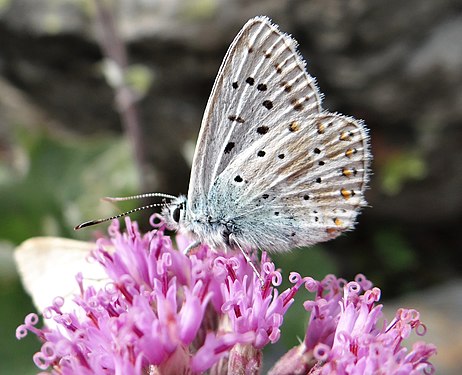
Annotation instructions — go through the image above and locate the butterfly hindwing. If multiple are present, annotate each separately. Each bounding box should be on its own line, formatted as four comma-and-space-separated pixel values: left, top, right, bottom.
207, 113, 370, 251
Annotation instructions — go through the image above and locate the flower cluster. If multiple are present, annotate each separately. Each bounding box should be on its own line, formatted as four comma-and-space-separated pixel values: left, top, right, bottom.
269, 275, 436, 374
17, 217, 436, 374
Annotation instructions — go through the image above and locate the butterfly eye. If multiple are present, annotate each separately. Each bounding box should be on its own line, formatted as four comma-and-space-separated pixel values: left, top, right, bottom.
172, 207, 181, 223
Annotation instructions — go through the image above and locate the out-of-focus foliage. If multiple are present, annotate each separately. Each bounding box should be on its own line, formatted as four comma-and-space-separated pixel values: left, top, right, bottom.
0, 128, 137, 243
380, 152, 427, 196
0, 127, 137, 374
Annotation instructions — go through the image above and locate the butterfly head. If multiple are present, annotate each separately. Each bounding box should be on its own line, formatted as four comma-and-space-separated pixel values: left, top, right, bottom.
162, 195, 188, 230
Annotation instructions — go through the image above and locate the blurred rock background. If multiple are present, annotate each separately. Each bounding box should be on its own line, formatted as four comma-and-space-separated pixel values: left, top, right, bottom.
0, 0, 461, 373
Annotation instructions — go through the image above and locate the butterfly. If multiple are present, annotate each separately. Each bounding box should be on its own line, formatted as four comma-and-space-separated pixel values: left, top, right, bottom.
16, 16, 370, 308
159, 16, 369, 255
78, 16, 370, 259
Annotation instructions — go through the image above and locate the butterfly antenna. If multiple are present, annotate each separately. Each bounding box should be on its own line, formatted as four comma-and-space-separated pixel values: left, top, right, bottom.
74, 202, 165, 230
75, 193, 177, 230
102, 192, 177, 202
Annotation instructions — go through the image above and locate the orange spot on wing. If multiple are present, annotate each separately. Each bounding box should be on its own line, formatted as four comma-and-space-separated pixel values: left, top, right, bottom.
341, 188, 351, 199
342, 168, 353, 177
345, 148, 356, 158
340, 131, 352, 141
289, 121, 300, 132
326, 227, 341, 237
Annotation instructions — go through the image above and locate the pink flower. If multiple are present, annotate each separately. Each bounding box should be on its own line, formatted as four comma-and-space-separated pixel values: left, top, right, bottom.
16, 218, 436, 374
268, 275, 437, 375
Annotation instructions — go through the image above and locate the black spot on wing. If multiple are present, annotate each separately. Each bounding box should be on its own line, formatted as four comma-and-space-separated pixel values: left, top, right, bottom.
262, 100, 273, 110
246, 77, 255, 85
257, 126, 269, 134
257, 83, 267, 91
224, 142, 235, 154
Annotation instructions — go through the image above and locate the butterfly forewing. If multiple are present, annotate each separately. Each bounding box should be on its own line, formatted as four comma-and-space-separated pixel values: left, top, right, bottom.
188, 16, 322, 210
207, 114, 370, 251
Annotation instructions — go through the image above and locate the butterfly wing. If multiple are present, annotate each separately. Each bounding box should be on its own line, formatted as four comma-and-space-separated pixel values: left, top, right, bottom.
188, 16, 322, 212
208, 113, 371, 252
14, 237, 109, 313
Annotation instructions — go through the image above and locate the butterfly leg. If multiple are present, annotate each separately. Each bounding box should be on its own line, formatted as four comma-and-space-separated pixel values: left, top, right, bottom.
183, 240, 201, 255
231, 237, 263, 284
